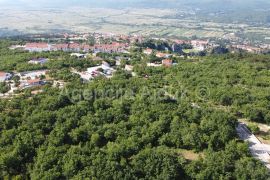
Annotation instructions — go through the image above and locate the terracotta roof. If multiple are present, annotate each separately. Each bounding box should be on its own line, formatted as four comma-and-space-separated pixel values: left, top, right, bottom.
156, 52, 167, 57
24, 42, 128, 52
54, 44, 69, 49
0, 72, 7, 77
27, 79, 41, 84
82, 44, 91, 49
69, 43, 81, 49
25, 43, 49, 49
162, 59, 173, 66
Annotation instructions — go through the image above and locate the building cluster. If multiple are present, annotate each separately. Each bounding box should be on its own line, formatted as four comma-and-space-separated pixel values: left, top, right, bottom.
172, 39, 210, 51
4, 33, 269, 97
0, 70, 49, 96
18, 70, 48, 89
190, 40, 210, 51
143, 49, 175, 67
146, 59, 174, 67
143, 48, 172, 58
172, 37, 270, 53
62, 32, 143, 43
0, 72, 12, 82
24, 42, 130, 53
231, 45, 264, 53
72, 61, 116, 81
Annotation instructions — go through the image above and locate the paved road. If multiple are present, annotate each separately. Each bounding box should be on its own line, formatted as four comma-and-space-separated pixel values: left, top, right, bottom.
237, 123, 270, 169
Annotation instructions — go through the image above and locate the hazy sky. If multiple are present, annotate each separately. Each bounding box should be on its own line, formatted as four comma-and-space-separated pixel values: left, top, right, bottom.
0, 0, 133, 8
0, 0, 269, 9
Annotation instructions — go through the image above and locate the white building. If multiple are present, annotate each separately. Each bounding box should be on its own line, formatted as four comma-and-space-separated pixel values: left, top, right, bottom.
143, 48, 153, 55
25, 43, 51, 52
125, 65, 134, 71
19, 70, 47, 80
71, 53, 86, 58
147, 63, 162, 67
28, 58, 49, 65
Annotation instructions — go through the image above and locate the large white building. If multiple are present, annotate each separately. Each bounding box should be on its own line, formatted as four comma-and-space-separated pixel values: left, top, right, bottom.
25, 43, 51, 52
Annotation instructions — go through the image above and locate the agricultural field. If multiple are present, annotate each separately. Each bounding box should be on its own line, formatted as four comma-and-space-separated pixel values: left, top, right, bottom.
0, 7, 270, 42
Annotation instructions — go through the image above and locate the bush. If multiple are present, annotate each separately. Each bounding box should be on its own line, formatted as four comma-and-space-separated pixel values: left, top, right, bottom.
248, 124, 260, 134
0, 82, 10, 93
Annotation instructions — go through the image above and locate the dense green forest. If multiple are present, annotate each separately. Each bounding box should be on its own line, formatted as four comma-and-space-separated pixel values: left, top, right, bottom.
137, 53, 270, 124
0, 40, 270, 179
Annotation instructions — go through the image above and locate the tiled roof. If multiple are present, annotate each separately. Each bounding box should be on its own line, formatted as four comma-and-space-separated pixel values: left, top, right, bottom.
27, 79, 41, 84
0, 72, 7, 77
162, 59, 173, 66
25, 43, 49, 49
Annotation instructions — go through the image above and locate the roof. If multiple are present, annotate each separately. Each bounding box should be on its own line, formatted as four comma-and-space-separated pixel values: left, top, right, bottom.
30, 58, 48, 61
162, 59, 173, 66
25, 43, 49, 49
191, 40, 209, 45
27, 79, 41, 84
94, 43, 126, 50
82, 44, 91, 49
0, 72, 7, 77
53, 44, 69, 49
144, 48, 153, 52
173, 39, 189, 44
156, 52, 170, 58
69, 43, 81, 49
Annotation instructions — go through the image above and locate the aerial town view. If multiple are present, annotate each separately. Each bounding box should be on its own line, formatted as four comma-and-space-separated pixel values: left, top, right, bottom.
0, 0, 270, 179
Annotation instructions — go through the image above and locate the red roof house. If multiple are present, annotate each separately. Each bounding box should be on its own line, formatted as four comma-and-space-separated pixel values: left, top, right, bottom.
162, 59, 173, 67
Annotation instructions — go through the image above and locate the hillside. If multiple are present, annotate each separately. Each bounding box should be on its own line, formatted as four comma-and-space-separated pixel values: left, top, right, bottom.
0, 39, 270, 179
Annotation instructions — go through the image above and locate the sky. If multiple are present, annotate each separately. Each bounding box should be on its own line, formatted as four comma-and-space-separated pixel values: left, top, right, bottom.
0, 0, 270, 9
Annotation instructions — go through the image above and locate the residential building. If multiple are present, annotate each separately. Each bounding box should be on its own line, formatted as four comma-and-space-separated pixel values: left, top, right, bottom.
20, 79, 45, 89
143, 48, 153, 55
162, 59, 173, 67
52, 44, 69, 51
68, 43, 81, 52
156, 52, 171, 58
147, 63, 162, 67
191, 40, 209, 51
25, 43, 51, 52
102, 61, 111, 69
19, 70, 48, 80
28, 58, 49, 65
24, 41, 129, 53
125, 65, 134, 71
71, 53, 86, 58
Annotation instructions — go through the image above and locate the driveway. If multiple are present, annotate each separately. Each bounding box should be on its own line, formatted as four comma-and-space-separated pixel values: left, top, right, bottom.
237, 122, 270, 169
